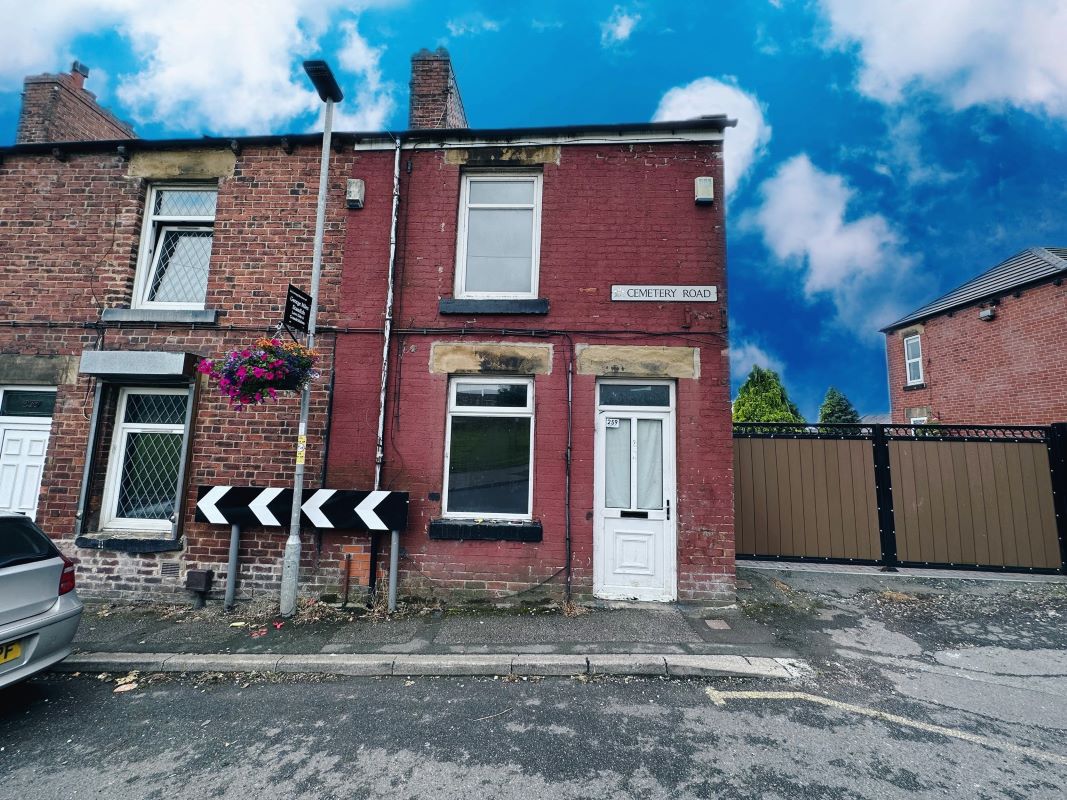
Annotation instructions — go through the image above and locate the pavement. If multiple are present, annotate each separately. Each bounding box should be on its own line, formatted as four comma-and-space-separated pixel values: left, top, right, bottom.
62, 591, 807, 680
60, 564, 1067, 682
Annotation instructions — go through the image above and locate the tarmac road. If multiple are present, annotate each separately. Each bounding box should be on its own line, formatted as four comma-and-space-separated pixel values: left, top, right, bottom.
3, 567, 1067, 799
1, 666, 1065, 799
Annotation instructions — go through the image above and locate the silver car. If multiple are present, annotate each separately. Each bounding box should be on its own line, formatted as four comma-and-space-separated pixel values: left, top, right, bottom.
0, 513, 83, 689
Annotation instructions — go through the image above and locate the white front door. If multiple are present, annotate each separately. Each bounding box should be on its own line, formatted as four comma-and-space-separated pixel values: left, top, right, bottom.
0, 425, 51, 519
593, 381, 676, 602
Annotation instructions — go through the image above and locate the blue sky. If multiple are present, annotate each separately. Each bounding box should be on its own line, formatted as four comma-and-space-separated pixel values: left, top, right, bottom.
3, 0, 1066, 419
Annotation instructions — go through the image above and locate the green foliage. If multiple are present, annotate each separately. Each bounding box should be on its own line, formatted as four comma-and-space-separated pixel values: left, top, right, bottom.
732, 366, 805, 423
817, 386, 861, 424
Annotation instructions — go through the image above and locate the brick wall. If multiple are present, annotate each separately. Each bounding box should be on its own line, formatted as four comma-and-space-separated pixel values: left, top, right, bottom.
0, 140, 360, 601
17, 66, 135, 144
887, 279, 1067, 424
408, 48, 467, 129
328, 140, 734, 602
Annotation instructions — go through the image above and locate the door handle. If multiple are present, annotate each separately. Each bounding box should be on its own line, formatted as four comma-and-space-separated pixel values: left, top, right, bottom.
667, 499, 670, 520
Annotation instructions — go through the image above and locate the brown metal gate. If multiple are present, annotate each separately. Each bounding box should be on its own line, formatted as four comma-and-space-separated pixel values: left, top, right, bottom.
734, 423, 1067, 574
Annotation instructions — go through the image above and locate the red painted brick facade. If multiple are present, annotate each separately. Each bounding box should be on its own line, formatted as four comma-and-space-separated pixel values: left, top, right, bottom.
16, 65, 134, 145
327, 139, 735, 602
886, 279, 1067, 424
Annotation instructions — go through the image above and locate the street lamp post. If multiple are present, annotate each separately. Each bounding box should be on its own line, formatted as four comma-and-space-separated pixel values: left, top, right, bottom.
280, 60, 344, 617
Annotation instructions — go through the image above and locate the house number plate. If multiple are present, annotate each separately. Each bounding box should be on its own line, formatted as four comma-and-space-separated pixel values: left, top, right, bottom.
605, 418, 621, 428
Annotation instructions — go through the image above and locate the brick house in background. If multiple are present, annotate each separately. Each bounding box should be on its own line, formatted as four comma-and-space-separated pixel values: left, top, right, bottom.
0, 63, 352, 599
883, 247, 1067, 425
1, 51, 738, 604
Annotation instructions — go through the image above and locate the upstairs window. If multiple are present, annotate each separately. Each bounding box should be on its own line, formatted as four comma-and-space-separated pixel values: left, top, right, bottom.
455, 174, 542, 299
903, 334, 923, 385
134, 184, 217, 309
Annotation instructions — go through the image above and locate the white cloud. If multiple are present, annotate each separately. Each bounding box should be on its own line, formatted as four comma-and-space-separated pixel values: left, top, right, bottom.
601, 6, 640, 47
325, 19, 395, 131
446, 14, 501, 37
0, 1, 126, 90
652, 76, 771, 198
730, 340, 785, 380
744, 154, 919, 335
819, 0, 1067, 121
0, 1, 399, 134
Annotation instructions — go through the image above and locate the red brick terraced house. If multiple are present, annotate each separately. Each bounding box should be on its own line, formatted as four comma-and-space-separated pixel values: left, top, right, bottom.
882, 247, 1067, 426
328, 50, 736, 603
1, 51, 738, 605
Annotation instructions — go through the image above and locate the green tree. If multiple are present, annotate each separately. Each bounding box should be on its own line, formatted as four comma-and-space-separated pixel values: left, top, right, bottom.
817, 386, 861, 424
732, 366, 805, 423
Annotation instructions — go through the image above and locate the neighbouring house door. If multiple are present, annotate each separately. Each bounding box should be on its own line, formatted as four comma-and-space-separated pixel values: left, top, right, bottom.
593, 381, 676, 601
0, 425, 51, 520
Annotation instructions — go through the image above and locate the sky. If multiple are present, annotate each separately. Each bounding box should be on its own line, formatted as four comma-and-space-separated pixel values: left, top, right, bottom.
2, 0, 1066, 420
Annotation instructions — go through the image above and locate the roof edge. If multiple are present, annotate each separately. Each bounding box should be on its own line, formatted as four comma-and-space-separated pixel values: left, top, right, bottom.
0, 117, 736, 158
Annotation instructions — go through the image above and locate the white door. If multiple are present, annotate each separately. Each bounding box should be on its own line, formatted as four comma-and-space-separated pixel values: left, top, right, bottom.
593, 381, 676, 602
0, 425, 51, 519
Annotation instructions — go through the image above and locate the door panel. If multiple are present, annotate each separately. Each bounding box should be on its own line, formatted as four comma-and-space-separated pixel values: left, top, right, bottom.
594, 392, 676, 602
0, 426, 51, 519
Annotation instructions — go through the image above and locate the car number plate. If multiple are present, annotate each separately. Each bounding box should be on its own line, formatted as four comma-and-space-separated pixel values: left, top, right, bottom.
0, 640, 22, 665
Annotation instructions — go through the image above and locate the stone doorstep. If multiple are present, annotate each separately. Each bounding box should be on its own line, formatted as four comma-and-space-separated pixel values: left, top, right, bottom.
54, 652, 805, 680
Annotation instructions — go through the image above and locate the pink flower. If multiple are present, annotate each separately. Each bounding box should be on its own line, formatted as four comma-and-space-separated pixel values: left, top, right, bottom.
253, 367, 265, 378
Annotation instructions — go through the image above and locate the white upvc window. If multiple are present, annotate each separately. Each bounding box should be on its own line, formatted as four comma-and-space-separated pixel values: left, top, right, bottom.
100, 388, 188, 532
455, 173, 542, 299
903, 334, 924, 385
442, 377, 535, 520
133, 184, 218, 310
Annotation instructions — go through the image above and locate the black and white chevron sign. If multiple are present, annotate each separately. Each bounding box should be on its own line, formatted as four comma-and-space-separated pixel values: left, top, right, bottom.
195, 486, 408, 531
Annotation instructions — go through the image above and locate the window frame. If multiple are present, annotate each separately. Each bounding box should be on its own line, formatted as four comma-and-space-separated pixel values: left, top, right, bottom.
454, 173, 543, 300
132, 183, 218, 311
909, 416, 928, 425
903, 334, 924, 385
441, 376, 535, 521
99, 386, 188, 533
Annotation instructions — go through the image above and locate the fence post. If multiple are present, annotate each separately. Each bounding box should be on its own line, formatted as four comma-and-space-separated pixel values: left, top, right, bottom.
872, 425, 898, 571
1047, 423, 1067, 575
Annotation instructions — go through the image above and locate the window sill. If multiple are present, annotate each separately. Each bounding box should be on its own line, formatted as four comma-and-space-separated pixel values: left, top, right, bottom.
75, 535, 182, 553
439, 298, 549, 315
101, 308, 219, 324
428, 518, 542, 542
903, 383, 927, 392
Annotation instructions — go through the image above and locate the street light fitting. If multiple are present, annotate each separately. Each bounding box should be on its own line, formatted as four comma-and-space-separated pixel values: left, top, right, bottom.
303, 60, 344, 103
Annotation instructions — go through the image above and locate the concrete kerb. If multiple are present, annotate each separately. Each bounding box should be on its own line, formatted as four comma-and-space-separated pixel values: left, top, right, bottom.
54, 652, 808, 680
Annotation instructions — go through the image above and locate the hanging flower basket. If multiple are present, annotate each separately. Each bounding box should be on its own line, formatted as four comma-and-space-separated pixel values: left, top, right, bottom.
199, 337, 319, 409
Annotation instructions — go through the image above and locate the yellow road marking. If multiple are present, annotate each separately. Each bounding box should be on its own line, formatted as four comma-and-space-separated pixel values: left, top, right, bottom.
705, 688, 1067, 767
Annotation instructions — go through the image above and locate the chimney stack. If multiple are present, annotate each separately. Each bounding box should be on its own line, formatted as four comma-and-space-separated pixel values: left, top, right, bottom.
408, 48, 468, 129
16, 60, 135, 145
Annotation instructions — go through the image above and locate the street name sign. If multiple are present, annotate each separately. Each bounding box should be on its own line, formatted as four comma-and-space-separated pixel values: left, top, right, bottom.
611, 285, 717, 302
283, 284, 313, 332
195, 486, 408, 531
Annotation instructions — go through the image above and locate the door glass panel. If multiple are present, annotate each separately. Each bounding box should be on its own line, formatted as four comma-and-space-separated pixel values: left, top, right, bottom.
636, 419, 663, 510
604, 418, 631, 508
599, 384, 670, 407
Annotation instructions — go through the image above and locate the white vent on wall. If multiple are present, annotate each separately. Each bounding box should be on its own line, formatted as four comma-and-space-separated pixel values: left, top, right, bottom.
695, 177, 715, 204
346, 178, 365, 209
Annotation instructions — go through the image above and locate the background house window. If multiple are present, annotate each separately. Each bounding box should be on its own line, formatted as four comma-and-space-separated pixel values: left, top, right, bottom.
100, 388, 188, 532
903, 334, 923, 384
134, 185, 217, 309
455, 174, 542, 298
443, 377, 534, 519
